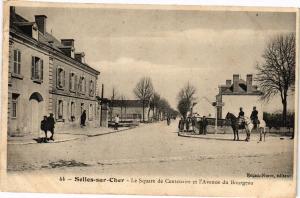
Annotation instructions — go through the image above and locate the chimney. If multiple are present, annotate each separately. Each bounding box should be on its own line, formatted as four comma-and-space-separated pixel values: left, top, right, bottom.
226, 80, 231, 86
246, 74, 253, 93
60, 39, 75, 58
75, 52, 85, 63
233, 74, 239, 93
35, 15, 47, 35
61, 39, 74, 47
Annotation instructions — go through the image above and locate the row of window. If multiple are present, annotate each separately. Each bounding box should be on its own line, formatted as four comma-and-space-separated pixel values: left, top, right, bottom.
12, 49, 96, 96
13, 49, 43, 81
57, 68, 95, 96
57, 100, 96, 122
11, 94, 96, 122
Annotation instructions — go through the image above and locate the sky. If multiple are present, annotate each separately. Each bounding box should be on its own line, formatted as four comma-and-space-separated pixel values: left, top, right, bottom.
15, 6, 296, 115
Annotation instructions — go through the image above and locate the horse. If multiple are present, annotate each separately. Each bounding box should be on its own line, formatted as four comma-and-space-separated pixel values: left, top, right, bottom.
225, 112, 251, 141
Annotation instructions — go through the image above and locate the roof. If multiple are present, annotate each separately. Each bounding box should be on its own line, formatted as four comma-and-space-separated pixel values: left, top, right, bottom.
110, 100, 149, 108
219, 78, 263, 96
10, 10, 100, 75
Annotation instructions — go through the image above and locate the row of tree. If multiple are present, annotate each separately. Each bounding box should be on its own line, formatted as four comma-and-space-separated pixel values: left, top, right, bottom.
133, 77, 178, 122
109, 77, 178, 122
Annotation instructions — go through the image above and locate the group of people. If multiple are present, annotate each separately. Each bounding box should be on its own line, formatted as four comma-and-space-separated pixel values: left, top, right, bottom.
178, 116, 208, 134
40, 110, 88, 143
238, 106, 259, 130
40, 113, 56, 142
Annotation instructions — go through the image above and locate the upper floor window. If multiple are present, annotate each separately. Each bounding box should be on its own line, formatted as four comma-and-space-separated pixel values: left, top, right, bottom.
79, 76, 86, 93
13, 50, 21, 75
89, 80, 95, 96
56, 68, 65, 89
69, 73, 77, 92
31, 56, 43, 82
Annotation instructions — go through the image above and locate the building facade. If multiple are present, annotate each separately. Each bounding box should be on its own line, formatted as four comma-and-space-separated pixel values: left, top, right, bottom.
216, 74, 263, 121
109, 100, 151, 122
8, 8, 100, 136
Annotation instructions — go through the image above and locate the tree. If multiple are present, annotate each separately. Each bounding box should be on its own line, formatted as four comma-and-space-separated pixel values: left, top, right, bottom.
255, 33, 295, 127
177, 82, 197, 118
133, 77, 154, 122
149, 92, 161, 121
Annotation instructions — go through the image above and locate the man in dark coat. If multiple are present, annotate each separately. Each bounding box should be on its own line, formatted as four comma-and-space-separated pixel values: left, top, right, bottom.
238, 107, 245, 129
47, 113, 55, 141
250, 106, 259, 129
80, 110, 87, 127
40, 116, 48, 142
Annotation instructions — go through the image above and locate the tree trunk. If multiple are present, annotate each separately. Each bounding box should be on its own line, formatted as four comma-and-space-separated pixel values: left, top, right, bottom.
282, 98, 287, 128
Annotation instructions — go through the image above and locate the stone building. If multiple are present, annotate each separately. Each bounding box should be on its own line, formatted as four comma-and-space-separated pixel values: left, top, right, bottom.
216, 74, 263, 120
8, 8, 100, 136
109, 100, 151, 122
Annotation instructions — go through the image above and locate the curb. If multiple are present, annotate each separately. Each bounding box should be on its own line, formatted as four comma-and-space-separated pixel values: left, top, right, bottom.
8, 126, 137, 145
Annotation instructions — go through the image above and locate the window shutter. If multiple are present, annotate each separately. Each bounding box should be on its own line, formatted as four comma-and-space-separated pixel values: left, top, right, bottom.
56, 68, 59, 87
31, 56, 35, 79
63, 70, 66, 87
69, 73, 72, 90
75, 75, 78, 92
56, 100, 59, 119
18, 51, 21, 74
40, 59, 43, 80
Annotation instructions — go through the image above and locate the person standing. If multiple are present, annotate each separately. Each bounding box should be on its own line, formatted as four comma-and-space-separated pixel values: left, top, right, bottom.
185, 117, 190, 132
114, 114, 120, 130
40, 116, 48, 142
80, 110, 87, 127
250, 106, 259, 131
191, 116, 196, 132
47, 113, 55, 141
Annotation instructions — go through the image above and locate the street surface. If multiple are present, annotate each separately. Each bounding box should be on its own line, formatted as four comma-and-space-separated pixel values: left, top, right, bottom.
8, 121, 293, 178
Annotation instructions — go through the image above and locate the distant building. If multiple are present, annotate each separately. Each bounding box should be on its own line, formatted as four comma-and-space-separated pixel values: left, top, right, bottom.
109, 100, 151, 121
8, 8, 100, 136
216, 74, 263, 120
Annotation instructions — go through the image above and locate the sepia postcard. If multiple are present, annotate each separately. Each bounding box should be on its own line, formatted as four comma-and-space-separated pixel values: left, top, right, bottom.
0, 1, 299, 197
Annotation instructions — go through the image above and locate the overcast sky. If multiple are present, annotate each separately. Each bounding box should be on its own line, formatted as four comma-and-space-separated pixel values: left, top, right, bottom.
16, 6, 296, 115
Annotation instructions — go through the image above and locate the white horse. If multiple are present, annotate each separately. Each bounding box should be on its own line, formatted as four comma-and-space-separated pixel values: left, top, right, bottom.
244, 117, 267, 142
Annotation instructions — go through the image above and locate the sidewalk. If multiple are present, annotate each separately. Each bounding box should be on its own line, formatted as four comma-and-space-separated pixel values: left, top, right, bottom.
8, 126, 134, 145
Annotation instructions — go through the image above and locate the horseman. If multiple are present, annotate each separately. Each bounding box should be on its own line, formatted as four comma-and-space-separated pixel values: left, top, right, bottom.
238, 107, 245, 129
250, 106, 259, 131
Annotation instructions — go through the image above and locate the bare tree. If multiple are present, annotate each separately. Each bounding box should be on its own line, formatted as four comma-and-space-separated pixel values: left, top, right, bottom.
255, 33, 295, 127
133, 77, 154, 122
177, 82, 197, 118
149, 92, 161, 121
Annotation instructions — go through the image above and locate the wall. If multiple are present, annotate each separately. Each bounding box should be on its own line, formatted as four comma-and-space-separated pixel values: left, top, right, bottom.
8, 38, 49, 136
50, 54, 99, 130
110, 106, 151, 121
221, 95, 263, 121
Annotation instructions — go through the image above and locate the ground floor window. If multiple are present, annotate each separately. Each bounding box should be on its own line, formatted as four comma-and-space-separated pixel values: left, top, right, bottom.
12, 93, 19, 118
89, 104, 93, 120
71, 102, 75, 121
58, 100, 63, 119
81, 103, 84, 114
